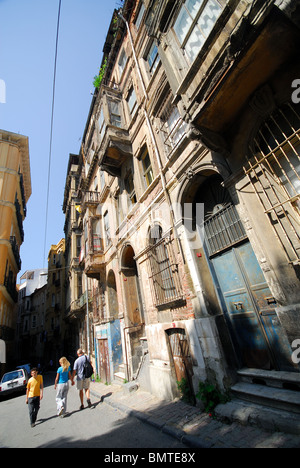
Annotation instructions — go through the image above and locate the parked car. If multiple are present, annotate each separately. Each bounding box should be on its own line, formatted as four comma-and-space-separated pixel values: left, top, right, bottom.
0, 368, 28, 397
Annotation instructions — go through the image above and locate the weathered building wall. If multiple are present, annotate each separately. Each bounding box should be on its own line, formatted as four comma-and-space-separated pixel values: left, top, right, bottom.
66, 0, 300, 401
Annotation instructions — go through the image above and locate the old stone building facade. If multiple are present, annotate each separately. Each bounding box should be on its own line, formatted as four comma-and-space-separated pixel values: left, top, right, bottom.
64, 0, 300, 401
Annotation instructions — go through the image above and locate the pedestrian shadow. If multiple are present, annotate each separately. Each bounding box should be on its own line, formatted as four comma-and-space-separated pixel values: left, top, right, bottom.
37, 407, 83, 424
99, 392, 112, 403
60, 408, 82, 417
37, 414, 58, 424
36, 393, 113, 425
89, 394, 112, 409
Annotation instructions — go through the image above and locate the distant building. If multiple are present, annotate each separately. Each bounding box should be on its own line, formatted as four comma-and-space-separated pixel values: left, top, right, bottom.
0, 130, 31, 372
44, 239, 66, 366
17, 269, 48, 363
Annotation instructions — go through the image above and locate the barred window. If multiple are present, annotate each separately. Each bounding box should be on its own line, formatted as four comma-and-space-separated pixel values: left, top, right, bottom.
244, 102, 300, 263
205, 204, 247, 257
160, 101, 188, 153
147, 226, 184, 309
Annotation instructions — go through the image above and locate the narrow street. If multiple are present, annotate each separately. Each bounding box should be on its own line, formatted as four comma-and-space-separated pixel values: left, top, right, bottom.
0, 374, 189, 449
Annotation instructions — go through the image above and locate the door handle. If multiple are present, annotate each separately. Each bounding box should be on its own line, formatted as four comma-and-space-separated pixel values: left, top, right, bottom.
234, 302, 243, 310
266, 296, 276, 305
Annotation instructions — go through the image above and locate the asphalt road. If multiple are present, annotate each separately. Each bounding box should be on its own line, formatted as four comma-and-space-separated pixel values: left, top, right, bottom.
0, 374, 189, 449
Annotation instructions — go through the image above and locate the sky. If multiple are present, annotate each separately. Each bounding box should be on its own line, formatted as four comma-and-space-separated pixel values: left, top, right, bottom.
0, 0, 120, 280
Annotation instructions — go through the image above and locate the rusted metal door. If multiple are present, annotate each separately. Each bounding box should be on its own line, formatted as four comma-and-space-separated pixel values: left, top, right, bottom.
167, 328, 194, 400
212, 242, 294, 370
98, 339, 110, 383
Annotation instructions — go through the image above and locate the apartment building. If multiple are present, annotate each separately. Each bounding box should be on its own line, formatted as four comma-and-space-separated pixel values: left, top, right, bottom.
44, 239, 66, 366
65, 0, 300, 401
63, 154, 86, 359
0, 130, 31, 371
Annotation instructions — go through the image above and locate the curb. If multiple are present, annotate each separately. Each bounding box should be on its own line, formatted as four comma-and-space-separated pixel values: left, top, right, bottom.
90, 387, 208, 449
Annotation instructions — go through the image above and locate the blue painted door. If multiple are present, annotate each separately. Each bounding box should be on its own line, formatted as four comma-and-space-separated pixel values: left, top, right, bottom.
212, 242, 294, 370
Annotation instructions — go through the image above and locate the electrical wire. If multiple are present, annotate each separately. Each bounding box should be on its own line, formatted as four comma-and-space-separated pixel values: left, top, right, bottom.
43, 0, 62, 268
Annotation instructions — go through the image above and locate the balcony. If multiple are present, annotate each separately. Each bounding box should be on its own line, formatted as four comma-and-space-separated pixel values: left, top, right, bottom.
190, 13, 300, 135
84, 191, 101, 206
10, 236, 21, 270
15, 198, 24, 241
19, 172, 27, 217
98, 85, 133, 177
4, 277, 18, 303
99, 128, 132, 177
84, 234, 106, 279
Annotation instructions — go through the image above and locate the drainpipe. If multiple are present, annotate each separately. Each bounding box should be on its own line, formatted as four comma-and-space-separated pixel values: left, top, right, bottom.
85, 273, 91, 356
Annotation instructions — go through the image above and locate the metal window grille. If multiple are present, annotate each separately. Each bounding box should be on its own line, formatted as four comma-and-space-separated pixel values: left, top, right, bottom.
147, 235, 184, 309
204, 204, 247, 257
244, 102, 300, 263
159, 99, 188, 155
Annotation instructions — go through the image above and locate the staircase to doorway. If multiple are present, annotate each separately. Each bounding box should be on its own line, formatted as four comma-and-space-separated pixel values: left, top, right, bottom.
114, 363, 126, 383
113, 337, 149, 386
215, 368, 300, 435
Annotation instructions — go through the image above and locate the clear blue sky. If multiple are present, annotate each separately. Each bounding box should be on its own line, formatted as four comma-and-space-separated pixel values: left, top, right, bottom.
0, 0, 118, 279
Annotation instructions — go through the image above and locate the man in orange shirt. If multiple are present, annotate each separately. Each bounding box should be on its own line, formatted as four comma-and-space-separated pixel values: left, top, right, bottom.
26, 368, 44, 427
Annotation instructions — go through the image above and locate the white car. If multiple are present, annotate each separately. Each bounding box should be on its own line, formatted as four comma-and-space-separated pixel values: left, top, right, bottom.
0, 369, 28, 397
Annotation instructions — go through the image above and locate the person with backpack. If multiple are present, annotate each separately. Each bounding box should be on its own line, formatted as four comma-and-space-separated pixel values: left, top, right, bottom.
72, 349, 93, 410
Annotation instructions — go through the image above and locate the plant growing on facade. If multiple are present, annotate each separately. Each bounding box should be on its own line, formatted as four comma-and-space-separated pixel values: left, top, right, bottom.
93, 57, 108, 89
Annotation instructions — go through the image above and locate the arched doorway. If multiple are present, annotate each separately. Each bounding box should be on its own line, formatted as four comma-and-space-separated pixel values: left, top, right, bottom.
121, 244, 144, 378
121, 245, 143, 326
190, 173, 294, 371
107, 270, 119, 320
166, 328, 195, 404
104, 270, 122, 381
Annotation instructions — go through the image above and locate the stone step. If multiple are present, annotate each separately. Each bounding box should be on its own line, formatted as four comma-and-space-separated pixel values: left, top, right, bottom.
114, 371, 126, 383
237, 368, 300, 391
215, 399, 300, 435
231, 382, 300, 414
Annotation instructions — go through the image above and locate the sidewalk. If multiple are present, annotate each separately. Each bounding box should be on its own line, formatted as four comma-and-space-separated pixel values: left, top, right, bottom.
90, 381, 300, 448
